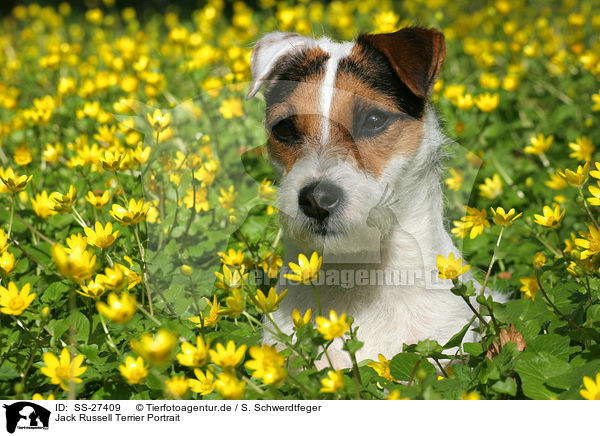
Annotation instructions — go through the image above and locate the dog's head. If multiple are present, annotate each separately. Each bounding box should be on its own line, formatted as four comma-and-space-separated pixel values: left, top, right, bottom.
247, 28, 446, 254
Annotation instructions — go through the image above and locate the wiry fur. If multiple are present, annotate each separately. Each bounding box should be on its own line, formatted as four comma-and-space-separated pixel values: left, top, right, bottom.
248, 31, 481, 368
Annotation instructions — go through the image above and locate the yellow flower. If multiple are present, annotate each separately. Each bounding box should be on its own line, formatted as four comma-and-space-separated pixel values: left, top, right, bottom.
575, 224, 600, 259
0, 250, 17, 276
252, 287, 288, 313
223, 287, 245, 317
77, 277, 106, 299
373, 10, 399, 33
245, 344, 287, 385
461, 391, 481, 400
85, 190, 111, 208
96, 292, 136, 324
474, 92, 499, 112
386, 390, 409, 400
110, 198, 149, 225
284, 252, 322, 284
558, 162, 589, 187
84, 221, 120, 249
146, 108, 171, 131
40, 347, 87, 391
455, 93, 474, 110
258, 251, 283, 279
316, 310, 351, 340
165, 375, 189, 398
519, 275, 539, 301
590, 162, 600, 180
445, 168, 464, 192
580, 373, 600, 400
533, 252, 546, 269
592, 92, 600, 111
545, 172, 568, 190
215, 265, 248, 291
367, 354, 396, 382
0, 282, 35, 315
258, 178, 277, 200
32, 394, 55, 400
569, 136, 594, 161
65, 233, 88, 253
320, 370, 344, 393
479, 72, 500, 89
188, 296, 222, 328
533, 205, 565, 229
436, 252, 471, 280
182, 187, 210, 213
292, 308, 312, 330
131, 329, 176, 365
451, 220, 471, 239
463, 207, 491, 239
215, 371, 246, 399
490, 207, 522, 226
189, 369, 216, 395
219, 97, 243, 119
218, 185, 237, 209
478, 173, 503, 199
14, 144, 32, 166
100, 150, 124, 172
31, 191, 58, 218
217, 248, 245, 267
209, 340, 247, 369
52, 244, 96, 282
118, 355, 149, 384
0, 229, 9, 253
525, 134, 553, 155
0, 167, 32, 194
50, 185, 77, 214
176, 335, 210, 367
587, 184, 600, 206
96, 264, 129, 291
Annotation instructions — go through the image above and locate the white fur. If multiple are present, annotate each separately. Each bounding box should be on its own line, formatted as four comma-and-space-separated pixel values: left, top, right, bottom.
249, 33, 482, 369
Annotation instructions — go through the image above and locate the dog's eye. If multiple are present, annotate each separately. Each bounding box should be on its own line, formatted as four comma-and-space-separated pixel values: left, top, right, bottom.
359, 109, 390, 136
270, 117, 299, 143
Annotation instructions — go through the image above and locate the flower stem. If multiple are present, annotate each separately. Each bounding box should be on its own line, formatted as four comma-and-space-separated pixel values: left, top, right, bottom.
310, 282, 323, 317
480, 226, 504, 297
535, 273, 598, 341
579, 187, 599, 228
98, 312, 121, 355
7, 194, 15, 239
133, 224, 154, 315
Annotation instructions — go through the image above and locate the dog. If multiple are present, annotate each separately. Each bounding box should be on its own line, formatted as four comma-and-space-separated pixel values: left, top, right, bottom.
246, 27, 477, 369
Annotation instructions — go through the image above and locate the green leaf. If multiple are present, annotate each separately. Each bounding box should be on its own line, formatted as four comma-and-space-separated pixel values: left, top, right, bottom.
0, 365, 19, 381
514, 351, 572, 399
443, 316, 476, 350
491, 378, 517, 396
342, 338, 364, 354
389, 353, 436, 382
463, 342, 483, 356
526, 334, 570, 361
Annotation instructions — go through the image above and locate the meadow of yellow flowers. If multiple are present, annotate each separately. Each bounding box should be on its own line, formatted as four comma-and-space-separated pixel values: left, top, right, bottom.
1, 0, 600, 400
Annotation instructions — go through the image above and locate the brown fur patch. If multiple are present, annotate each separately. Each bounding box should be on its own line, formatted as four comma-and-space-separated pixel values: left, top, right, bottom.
266, 41, 430, 178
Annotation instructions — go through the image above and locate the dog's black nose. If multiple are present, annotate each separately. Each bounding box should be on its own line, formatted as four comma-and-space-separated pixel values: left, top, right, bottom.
298, 181, 343, 222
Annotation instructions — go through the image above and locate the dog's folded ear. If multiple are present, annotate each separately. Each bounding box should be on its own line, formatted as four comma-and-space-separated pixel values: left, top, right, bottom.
246, 32, 315, 100
359, 27, 446, 99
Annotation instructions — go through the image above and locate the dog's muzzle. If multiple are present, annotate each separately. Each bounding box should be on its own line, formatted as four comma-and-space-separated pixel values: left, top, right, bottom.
298, 180, 344, 223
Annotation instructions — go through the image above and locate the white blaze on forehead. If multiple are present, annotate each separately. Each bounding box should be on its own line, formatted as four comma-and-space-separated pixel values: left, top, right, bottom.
315, 39, 354, 144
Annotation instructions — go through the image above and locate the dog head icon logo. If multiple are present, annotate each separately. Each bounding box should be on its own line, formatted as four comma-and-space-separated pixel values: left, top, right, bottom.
3, 402, 51, 434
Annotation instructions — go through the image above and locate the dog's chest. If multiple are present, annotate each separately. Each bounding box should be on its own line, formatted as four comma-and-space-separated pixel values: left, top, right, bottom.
266, 277, 474, 369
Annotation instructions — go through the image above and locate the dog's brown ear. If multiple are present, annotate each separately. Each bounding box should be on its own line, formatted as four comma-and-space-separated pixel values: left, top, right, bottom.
246, 32, 315, 100
360, 27, 445, 98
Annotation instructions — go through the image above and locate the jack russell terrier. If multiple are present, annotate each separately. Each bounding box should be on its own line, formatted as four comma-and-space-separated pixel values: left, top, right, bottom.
246, 27, 478, 368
